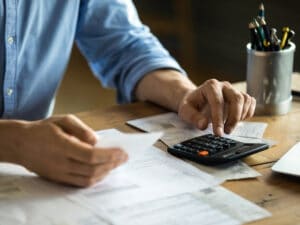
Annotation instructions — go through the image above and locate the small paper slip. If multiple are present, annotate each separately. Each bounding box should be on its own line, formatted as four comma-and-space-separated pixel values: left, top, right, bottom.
272, 142, 300, 177
127, 112, 268, 140
95, 131, 163, 158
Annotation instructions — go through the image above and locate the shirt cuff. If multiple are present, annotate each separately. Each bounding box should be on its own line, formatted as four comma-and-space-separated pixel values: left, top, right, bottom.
119, 57, 187, 103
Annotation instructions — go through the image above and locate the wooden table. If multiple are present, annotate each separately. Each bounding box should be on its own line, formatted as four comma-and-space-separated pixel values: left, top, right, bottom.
76, 75, 300, 225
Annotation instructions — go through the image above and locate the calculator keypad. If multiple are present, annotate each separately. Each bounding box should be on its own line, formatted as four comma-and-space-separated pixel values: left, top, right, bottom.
167, 134, 269, 165
173, 134, 237, 156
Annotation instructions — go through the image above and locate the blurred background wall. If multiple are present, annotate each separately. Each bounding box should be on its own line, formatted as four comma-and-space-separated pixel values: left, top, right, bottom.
54, 0, 300, 114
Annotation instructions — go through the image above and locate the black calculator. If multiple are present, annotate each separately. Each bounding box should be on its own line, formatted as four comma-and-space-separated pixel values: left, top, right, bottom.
167, 134, 269, 165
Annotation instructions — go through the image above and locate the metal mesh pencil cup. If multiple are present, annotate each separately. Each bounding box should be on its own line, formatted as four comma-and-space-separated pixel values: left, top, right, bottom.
246, 42, 296, 115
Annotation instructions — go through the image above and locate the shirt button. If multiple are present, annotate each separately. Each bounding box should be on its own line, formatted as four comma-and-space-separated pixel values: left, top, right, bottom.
7, 88, 13, 96
7, 36, 14, 44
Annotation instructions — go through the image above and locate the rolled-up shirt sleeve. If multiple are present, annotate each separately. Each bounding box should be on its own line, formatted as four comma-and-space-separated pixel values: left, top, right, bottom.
75, 0, 185, 103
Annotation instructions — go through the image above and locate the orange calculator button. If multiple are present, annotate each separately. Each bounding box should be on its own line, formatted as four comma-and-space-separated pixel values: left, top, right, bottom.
198, 150, 209, 156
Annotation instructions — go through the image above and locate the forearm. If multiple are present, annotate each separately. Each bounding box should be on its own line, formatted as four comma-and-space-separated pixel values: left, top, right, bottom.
0, 120, 28, 164
135, 70, 197, 111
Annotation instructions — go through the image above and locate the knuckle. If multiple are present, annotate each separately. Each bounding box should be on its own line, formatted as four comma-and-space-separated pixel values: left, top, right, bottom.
212, 97, 223, 105
244, 93, 251, 102
46, 123, 61, 136
63, 114, 76, 123
222, 81, 231, 87
233, 93, 244, 104
205, 79, 219, 87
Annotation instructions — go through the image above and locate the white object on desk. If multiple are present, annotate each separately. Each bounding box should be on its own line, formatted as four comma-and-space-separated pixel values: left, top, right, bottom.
272, 142, 300, 177
95, 130, 163, 159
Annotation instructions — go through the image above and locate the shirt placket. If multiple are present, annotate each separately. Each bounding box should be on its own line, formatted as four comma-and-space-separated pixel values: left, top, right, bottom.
3, 0, 17, 117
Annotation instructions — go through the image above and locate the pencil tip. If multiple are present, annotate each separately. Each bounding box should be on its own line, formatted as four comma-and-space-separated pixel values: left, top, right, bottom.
259, 3, 264, 10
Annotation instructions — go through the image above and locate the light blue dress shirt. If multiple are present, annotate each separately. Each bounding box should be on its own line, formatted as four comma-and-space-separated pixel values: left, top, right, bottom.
0, 0, 183, 120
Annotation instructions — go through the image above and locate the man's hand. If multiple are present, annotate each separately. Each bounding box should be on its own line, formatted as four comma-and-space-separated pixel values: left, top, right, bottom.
4, 115, 128, 187
178, 79, 256, 136
136, 70, 256, 136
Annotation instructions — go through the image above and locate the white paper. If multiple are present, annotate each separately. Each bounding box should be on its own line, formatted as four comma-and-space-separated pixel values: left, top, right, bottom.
191, 160, 261, 180
103, 186, 270, 225
67, 129, 222, 214
0, 163, 110, 225
127, 113, 269, 148
127, 112, 268, 140
71, 145, 222, 211
108, 193, 240, 225
0, 127, 270, 225
95, 130, 163, 159
193, 186, 271, 223
230, 121, 268, 138
272, 142, 300, 176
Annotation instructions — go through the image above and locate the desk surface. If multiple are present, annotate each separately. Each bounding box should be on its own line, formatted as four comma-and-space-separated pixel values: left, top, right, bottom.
76, 75, 300, 225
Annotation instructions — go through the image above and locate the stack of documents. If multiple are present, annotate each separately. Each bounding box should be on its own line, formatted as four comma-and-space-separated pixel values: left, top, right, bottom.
0, 126, 271, 224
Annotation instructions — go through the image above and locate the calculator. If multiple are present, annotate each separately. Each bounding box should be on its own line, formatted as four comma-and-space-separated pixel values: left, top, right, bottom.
167, 134, 269, 165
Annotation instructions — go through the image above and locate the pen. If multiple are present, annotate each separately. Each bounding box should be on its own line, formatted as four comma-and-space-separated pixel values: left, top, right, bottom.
280, 27, 290, 49
258, 3, 265, 20
257, 17, 271, 50
284, 29, 296, 49
249, 22, 262, 50
270, 28, 280, 51
253, 18, 265, 50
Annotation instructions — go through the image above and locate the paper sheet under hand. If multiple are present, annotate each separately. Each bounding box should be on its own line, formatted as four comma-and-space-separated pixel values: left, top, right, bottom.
71, 147, 222, 212
127, 112, 269, 148
95, 130, 163, 159
0, 127, 269, 225
67, 129, 222, 212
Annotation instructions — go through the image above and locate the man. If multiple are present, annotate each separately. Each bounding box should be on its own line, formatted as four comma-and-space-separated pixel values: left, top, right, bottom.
0, 1, 255, 187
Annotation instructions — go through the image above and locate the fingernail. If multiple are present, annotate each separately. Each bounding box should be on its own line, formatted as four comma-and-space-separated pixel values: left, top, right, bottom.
93, 133, 99, 141
120, 153, 128, 163
90, 133, 99, 146
216, 127, 223, 136
123, 154, 129, 163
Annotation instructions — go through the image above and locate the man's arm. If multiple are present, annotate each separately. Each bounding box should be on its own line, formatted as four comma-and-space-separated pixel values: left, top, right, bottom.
136, 70, 256, 136
135, 70, 196, 112
75, 0, 186, 104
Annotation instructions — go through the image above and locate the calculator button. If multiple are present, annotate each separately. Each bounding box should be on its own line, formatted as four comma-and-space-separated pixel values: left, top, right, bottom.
186, 147, 198, 154
198, 150, 209, 156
